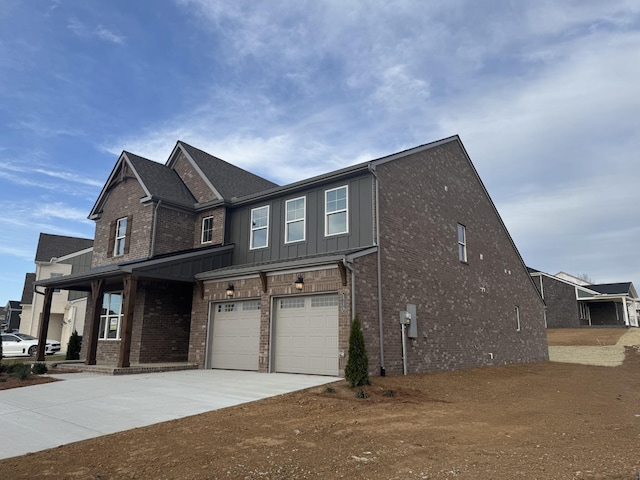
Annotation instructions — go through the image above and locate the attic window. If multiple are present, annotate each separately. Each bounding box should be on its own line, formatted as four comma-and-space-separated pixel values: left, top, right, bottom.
457, 223, 467, 263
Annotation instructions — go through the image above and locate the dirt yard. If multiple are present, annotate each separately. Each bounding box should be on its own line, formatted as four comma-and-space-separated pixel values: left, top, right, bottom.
2, 329, 640, 479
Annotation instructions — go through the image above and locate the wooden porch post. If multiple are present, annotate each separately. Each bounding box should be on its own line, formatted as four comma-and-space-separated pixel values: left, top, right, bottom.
36, 287, 54, 361
85, 279, 104, 365
118, 275, 137, 368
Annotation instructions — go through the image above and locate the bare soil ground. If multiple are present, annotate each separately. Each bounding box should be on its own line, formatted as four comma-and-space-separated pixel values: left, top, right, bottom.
3, 329, 640, 479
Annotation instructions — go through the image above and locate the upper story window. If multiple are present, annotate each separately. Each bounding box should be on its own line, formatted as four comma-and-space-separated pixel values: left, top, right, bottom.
514, 306, 521, 332
114, 217, 128, 257
201, 216, 214, 244
250, 205, 269, 249
457, 223, 467, 263
325, 185, 348, 236
285, 197, 306, 243
99, 292, 123, 340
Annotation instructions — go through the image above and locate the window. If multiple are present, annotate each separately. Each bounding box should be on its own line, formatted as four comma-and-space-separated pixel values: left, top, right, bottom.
311, 296, 339, 308
201, 216, 214, 244
99, 292, 123, 340
114, 217, 128, 256
280, 298, 305, 309
457, 223, 467, 262
250, 206, 269, 249
217, 303, 237, 313
285, 197, 306, 243
515, 306, 521, 332
325, 186, 348, 236
242, 301, 261, 311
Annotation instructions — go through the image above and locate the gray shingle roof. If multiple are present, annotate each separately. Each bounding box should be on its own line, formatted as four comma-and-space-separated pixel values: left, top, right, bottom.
35, 233, 94, 263
179, 142, 278, 200
124, 152, 196, 207
20, 273, 36, 304
587, 283, 633, 295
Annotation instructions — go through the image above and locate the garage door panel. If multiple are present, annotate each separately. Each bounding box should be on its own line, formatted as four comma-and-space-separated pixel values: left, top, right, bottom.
274, 295, 339, 376
210, 301, 260, 371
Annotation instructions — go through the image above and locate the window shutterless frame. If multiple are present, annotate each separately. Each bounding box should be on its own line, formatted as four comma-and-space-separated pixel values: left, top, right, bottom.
201, 216, 214, 244
285, 196, 306, 244
250, 205, 269, 249
114, 217, 127, 256
325, 185, 349, 236
457, 223, 467, 263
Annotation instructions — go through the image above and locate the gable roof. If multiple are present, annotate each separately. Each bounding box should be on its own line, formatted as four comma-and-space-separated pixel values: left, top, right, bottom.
20, 273, 36, 305
176, 142, 279, 201
124, 152, 196, 207
35, 233, 94, 263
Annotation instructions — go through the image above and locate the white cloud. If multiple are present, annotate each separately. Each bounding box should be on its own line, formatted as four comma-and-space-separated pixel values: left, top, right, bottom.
67, 18, 125, 45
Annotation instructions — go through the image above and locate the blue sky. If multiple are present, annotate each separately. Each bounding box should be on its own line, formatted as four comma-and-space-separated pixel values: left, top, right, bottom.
1, 0, 639, 304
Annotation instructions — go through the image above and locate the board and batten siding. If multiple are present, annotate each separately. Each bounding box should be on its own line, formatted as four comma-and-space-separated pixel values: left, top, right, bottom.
229, 174, 374, 265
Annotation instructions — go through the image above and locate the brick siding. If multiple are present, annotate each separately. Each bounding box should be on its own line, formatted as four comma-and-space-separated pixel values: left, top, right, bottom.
371, 141, 548, 375
539, 276, 581, 327
173, 152, 215, 203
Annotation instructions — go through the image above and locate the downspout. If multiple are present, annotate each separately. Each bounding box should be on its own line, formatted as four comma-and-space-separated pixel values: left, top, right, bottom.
149, 199, 162, 258
342, 258, 356, 321
369, 163, 385, 376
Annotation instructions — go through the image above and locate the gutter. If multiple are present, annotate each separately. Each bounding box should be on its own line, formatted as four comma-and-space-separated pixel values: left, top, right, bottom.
369, 163, 386, 376
150, 199, 162, 258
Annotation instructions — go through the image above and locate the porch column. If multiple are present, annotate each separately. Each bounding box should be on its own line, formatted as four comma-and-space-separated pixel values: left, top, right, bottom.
623, 298, 630, 327
85, 279, 104, 365
36, 287, 54, 361
118, 275, 138, 368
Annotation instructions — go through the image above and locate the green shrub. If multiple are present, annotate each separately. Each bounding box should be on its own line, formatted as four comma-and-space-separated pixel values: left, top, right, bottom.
355, 388, 369, 399
32, 362, 48, 375
10, 363, 31, 381
0, 363, 6, 374
66, 330, 82, 360
325, 386, 336, 393
345, 314, 369, 387
383, 389, 395, 398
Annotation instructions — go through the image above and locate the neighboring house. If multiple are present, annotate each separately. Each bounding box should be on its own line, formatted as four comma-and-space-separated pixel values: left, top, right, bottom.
36, 136, 548, 376
528, 268, 639, 328
20, 233, 93, 352
3, 301, 22, 332
0, 306, 6, 330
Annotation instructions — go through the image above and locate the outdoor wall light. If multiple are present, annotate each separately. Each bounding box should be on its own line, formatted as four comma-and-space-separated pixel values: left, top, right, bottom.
226, 284, 234, 298
294, 275, 304, 291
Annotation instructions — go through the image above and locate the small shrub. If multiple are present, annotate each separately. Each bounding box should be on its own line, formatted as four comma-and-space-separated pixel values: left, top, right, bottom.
10, 363, 31, 381
355, 388, 369, 399
383, 389, 395, 398
66, 330, 82, 360
345, 315, 370, 388
0, 363, 6, 374
32, 362, 48, 375
325, 386, 336, 393
0, 377, 6, 383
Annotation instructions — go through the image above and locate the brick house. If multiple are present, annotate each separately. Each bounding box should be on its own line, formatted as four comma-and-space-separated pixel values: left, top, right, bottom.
528, 268, 639, 328
36, 136, 548, 375
19, 233, 93, 352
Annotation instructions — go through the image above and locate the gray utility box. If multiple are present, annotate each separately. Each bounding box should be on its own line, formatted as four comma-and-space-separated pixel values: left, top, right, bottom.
400, 304, 417, 338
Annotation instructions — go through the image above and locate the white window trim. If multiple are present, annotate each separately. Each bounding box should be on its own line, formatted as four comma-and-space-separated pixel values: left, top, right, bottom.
325, 185, 349, 237
457, 223, 467, 263
100, 292, 123, 340
250, 205, 270, 250
201, 216, 214, 244
285, 196, 306, 244
114, 217, 127, 257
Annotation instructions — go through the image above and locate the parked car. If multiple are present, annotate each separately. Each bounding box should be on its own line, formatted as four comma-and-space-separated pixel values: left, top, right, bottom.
1, 333, 61, 357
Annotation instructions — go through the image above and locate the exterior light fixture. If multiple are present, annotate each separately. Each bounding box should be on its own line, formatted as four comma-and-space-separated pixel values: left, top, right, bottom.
226, 284, 234, 298
294, 275, 304, 291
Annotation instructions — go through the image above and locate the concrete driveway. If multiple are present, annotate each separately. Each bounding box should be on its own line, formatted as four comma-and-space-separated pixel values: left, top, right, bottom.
0, 369, 340, 460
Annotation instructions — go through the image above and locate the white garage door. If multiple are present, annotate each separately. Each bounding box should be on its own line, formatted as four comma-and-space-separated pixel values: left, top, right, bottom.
274, 294, 339, 376
210, 300, 261, 371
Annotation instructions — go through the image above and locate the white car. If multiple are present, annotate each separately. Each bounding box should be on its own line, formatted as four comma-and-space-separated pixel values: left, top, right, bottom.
1, 333, 61, 357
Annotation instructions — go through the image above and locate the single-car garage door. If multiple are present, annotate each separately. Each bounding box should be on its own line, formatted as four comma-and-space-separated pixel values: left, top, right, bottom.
274, 294, 339, 376
209, 300, 261, 371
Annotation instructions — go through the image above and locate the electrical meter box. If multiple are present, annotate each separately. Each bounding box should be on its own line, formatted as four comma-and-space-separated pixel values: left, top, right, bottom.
406, 304, 417, 338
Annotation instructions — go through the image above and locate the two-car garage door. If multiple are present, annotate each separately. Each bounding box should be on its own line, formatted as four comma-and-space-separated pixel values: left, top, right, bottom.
209, 294, 338, 376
